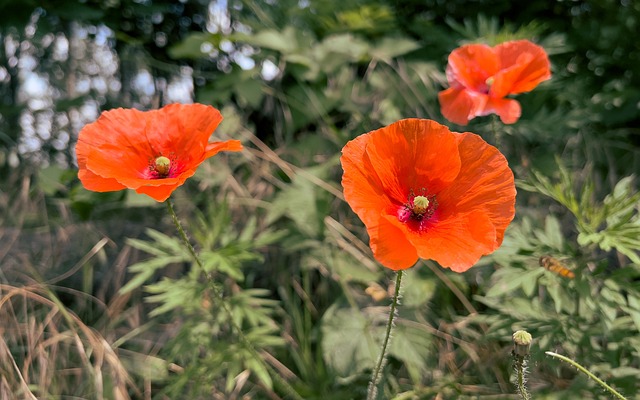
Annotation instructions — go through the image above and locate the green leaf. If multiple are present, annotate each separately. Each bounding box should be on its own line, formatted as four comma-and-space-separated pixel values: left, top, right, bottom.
370, 37, 420, 61
389, 321, 432, 382
626, 295, 640, 333
232, 27, 300, 54
325, 248, 379, 284
545, 280, 572, 314
37, 166, 68, 196
321, 306, 380, 376
168, 32, 221, 59
245, 355, 273, 390
267, 164, 333, 237
145, 278, 204, 316
485, 268, 542, 298
118, 349, 169, 382
119, 256, 184, 294
234, 79, 265, 108
401, 268, 436, 308
609, 366, 640, 378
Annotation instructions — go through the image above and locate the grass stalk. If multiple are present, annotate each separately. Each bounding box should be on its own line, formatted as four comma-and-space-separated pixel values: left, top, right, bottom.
545, 351, 627, 400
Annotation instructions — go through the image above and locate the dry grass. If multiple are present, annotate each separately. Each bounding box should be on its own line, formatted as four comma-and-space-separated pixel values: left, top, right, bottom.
0, 169, 164, 399
0, 283, 133, 399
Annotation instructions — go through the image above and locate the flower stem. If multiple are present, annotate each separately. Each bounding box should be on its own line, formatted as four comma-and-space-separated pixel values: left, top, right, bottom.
367, 270, 404, 400
514, 356, 531, 400
512, 330, 532, 400
166, 198, 303, 400
545, 351, 628, 400
490, 114, 502, 148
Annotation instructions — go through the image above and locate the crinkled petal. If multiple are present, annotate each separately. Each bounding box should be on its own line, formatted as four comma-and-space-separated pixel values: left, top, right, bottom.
144, 103, 224, 165
404, 211, 496, 272
77, 168, 127, 192
364, 119, 462, 199
438, 88, 489, 125
205, 140, 244, 157
341, 119, 462, 235
484, 97, 522, 124
78, 108, 152, 182
76, 138, 128, 192
133, 173, 195, 202
493, 40, 551, 96
438, 132, 516, 247
341, 133, 394, 230
368, 216, 419, 270
446, 44, 499, 91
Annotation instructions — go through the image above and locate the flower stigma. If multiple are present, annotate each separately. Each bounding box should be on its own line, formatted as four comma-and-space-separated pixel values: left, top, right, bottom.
154, 156, 171, 177
412, 196, 430, 214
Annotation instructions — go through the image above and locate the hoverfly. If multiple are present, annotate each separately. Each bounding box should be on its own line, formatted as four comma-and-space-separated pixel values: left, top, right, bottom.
365, 282, 390, 302
539, 255, 575, 279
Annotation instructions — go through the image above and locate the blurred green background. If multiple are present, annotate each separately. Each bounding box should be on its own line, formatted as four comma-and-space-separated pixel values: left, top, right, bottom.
1, 0, 639, 399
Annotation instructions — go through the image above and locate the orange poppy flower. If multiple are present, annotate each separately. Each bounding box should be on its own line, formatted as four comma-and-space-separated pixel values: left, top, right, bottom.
340, 119, 516, 272
76, 103, 243, 202
438, 40, 551, 125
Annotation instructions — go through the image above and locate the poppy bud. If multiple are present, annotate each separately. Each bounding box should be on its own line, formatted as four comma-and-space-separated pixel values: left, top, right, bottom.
512, 330, 533, 357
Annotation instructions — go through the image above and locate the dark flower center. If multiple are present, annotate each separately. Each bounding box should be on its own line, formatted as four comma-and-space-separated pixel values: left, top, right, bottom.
479, 76, 494, 94
147, 155, 175, 179
397, 190, 438, 227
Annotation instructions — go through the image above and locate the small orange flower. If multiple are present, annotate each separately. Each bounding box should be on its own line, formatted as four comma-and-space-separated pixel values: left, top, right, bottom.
76, 103, 243, 202
340, 119, 516, 272
438, 40, 551, 125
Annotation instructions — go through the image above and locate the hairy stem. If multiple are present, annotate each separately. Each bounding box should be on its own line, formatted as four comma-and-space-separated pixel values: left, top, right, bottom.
166, 198, 302, 400
367, 270, 404, 400
514, 357, 531, 400
545, 351, 627, 400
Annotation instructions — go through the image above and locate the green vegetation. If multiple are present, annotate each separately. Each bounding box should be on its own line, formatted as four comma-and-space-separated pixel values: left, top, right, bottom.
1, 0, 639, 399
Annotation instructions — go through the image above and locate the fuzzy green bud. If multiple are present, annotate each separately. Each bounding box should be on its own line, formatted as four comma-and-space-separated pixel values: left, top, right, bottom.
513, 330, 533, 357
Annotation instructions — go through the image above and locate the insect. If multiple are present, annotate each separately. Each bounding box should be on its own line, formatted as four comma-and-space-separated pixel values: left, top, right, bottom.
365, 282, 390, 302
539, 255, 575, 279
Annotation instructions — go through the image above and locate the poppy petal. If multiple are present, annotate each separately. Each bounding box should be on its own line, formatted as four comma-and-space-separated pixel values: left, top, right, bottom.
341, 133, 395, 230
365, 119, 462, 199
485, 97, 522, 124
77, 168, 127, 192
440, 40, 550, 124
407, 211, 496, 272
134, 177, 194, 202
145, 104, 224, 160
446, 44, 499, 91
76, 138, 128, 192
80, 108, 156, 182
493, 40, 551, 96
341, 119, 462, 232
368, 216, 419, 270
438, 88, 488, 126
205, 140, 244, 157
438, 132, 516, 246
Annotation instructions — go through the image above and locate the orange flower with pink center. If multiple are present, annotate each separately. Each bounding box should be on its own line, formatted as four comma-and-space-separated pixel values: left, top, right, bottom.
438, 40, 551, 125
341, 119, 516, 272
76, 103, 243, 202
